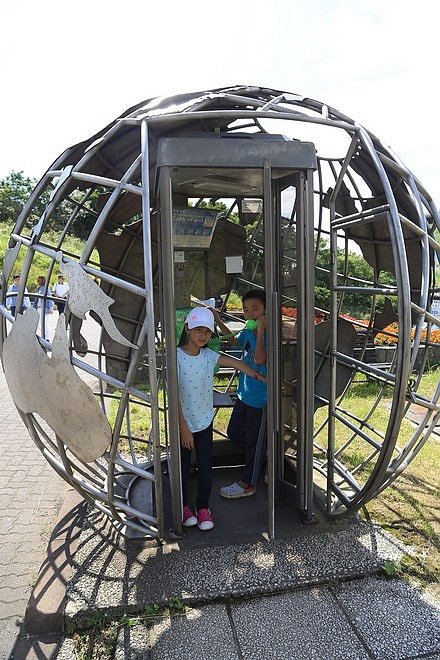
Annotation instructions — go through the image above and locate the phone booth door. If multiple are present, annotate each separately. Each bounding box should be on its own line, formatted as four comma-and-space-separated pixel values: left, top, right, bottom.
266, 172, 316, 534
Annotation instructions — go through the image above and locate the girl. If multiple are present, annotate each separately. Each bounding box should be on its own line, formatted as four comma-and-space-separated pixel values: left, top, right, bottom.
178, 307, 266, 531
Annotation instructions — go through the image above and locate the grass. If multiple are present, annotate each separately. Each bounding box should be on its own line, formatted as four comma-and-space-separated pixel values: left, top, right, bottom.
0, 220, 97, 290
362, 434, 440, 597
68, 600, 185, 659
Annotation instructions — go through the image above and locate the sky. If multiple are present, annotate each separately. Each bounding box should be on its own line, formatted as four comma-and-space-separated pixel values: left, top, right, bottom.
1, 0, 439, 204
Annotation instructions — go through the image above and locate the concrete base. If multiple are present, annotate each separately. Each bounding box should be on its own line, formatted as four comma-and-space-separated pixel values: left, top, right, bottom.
17, 468, 440, 660
62, 468, 408, 630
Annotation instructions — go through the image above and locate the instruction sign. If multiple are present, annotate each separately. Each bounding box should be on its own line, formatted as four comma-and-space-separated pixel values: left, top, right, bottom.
172, 207, 219, 249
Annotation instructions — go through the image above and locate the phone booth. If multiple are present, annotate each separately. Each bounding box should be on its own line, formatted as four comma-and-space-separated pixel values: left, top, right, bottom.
1, 86, 439, 544
154, 135, 317, 536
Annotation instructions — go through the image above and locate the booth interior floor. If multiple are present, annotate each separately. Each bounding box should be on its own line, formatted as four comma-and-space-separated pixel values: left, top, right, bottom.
160, 466, 346, 550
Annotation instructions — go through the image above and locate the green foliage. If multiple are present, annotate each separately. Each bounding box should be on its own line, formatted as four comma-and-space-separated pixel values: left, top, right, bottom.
226, 290, 242, 310
71, 610, 117, 660
0, 170, 106, 241
314, 285, 330, 310
315, 241, 396, 318
195, 198, 229, 213
120, 613, 138, 628
0, 173, 415, 322
0, 170, 44, 224
168, 597, 185, 613
0, 220, 87, 290
70, 600, 187, 658
381, 560, 402, 579
142, 603, 162, 619
85, 610, 111, 629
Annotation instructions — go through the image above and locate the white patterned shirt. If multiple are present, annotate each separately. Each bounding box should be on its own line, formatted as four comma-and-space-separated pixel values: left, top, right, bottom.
177, 347, 219, 433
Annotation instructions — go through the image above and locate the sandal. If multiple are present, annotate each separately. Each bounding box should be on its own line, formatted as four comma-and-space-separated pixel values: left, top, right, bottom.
219, 482, 256, 499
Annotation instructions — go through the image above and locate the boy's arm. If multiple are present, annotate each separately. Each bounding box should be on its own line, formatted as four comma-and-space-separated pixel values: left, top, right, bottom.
217, 353, 267, 383
254, 316, 267, 365
178, 399, 194, 449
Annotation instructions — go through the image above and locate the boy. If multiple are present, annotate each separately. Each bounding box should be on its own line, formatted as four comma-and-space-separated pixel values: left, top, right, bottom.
217, 290, 267, 498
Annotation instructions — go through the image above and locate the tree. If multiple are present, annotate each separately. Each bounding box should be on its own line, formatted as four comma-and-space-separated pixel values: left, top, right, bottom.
0, 170, 103, 239
315, 241, 396, 318
0, 171, 42, 224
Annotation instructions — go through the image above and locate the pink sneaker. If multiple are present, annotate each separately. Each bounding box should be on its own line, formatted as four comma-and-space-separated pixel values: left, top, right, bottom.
182, 505, 197, 527
196, 508, 214, 531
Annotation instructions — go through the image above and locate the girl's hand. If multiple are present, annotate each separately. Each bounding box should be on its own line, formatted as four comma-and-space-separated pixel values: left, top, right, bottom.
181, 429, 194, 450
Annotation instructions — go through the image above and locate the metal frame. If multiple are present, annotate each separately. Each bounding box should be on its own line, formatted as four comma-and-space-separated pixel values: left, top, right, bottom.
0, 85, 438, 539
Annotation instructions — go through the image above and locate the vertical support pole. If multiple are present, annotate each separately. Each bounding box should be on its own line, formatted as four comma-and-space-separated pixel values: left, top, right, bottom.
296, 170, 315, 522
141, 120, 164, 538
327, 197, 338, 514
158, 166, 183, 537
263, 159, 280, 540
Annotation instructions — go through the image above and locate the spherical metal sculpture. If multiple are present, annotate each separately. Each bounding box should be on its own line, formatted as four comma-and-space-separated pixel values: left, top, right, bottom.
1, 85, 439, 539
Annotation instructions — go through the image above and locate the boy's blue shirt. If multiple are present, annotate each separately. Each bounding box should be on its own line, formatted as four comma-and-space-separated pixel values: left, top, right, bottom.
235, 327, 267, 408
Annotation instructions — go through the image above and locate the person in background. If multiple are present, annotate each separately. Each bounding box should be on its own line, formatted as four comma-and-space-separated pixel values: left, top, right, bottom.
178, 307, 266, 531
52, 274, 69, 313
6, 274, 30, 317
215, 289, 268, 499
33, 275, 53, 340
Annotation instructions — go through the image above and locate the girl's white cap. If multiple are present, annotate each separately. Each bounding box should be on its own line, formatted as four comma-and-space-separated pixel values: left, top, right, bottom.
185, 307, 214, 331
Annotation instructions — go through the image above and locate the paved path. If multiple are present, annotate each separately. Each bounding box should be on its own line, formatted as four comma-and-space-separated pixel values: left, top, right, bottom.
0, 364, 69, 659
0, 313, 101, 659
